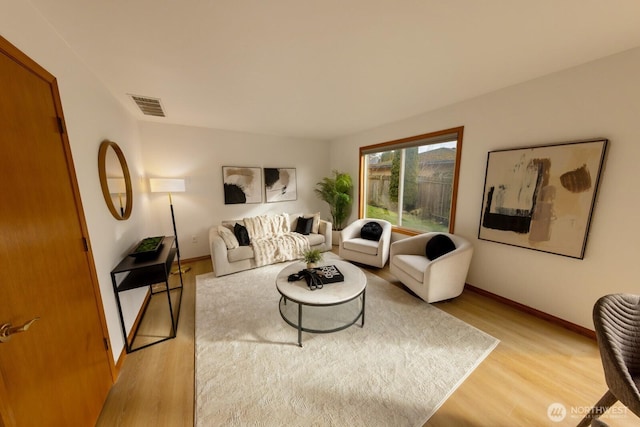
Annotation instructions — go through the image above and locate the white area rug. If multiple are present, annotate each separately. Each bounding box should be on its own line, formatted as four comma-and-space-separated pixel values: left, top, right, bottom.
195, 255, 498, 426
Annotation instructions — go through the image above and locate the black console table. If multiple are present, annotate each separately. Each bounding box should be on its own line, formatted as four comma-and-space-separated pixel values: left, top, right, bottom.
111, 236, 184, 353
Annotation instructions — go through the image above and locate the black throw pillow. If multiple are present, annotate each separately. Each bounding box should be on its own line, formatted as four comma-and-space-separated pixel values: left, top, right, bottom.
295, 216, 313, 235
234, 223, 250, 246
361, 221, 383, 241
425, 234, 456, 260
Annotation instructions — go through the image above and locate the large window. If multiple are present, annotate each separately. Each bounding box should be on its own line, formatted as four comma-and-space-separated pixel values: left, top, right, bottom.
359, 127, 463, 234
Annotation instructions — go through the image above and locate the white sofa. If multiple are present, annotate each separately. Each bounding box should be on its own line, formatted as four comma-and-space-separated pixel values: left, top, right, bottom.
209, 213, 332, 277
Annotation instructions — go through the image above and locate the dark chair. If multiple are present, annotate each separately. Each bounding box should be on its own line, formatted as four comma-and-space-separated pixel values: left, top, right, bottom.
578, 294, 640, 426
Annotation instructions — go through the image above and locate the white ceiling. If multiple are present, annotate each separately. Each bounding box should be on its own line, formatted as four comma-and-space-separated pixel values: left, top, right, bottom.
30, 0, 640, 140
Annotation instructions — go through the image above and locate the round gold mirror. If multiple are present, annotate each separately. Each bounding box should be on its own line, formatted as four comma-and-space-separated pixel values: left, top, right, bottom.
98, 140, 132, 220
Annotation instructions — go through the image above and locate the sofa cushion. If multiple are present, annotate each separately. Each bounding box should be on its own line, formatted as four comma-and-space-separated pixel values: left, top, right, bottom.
234, 223, 251, 246
392, 254, 429, 283
307, 212, 321, 234
304, 233, 325, 247
343, 238, 379, 255
295, 216, 313, 235
222, 219, 243, 231
425, 234, 456, 260
227, 246, 254, 263
361, 221, 383, 241
218, 225, 239, 249
289, 212, 321, 234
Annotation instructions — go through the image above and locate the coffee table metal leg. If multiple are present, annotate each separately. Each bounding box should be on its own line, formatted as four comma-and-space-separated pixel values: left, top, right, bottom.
298, 303, 302, 347
361, 290, 366, 327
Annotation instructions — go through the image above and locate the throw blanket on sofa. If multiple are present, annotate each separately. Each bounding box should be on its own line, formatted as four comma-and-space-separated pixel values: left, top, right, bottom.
244, 214, 289, 238
244, 214, 309, 267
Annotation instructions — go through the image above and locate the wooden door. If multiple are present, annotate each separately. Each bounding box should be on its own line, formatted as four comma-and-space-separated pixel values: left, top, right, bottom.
0, 37, 114, 426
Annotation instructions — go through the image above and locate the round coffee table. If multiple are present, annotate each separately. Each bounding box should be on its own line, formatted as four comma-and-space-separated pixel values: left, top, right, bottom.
275, 260, 367, 347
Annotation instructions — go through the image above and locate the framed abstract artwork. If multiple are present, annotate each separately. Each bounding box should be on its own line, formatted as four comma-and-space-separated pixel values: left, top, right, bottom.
264, 167, 297, 203
478, 138, 608, 258
222, 166, 262, 204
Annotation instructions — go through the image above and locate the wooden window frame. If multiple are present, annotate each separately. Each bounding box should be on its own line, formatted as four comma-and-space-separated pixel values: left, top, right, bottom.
358, 126, 464, 236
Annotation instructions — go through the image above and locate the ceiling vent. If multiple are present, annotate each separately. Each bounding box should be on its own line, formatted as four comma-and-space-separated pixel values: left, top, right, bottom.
129, 94, 166, 117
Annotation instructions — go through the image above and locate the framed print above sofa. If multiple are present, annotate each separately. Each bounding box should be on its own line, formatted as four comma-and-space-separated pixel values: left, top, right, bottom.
478, 138, 608, 259
264, 167, 297, 203
222, 166, 262, 204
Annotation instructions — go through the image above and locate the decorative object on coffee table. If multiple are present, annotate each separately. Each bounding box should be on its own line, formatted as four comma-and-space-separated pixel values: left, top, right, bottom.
306, 265, 345, 285
302, 248, 323, 269
287, 265, 345, 290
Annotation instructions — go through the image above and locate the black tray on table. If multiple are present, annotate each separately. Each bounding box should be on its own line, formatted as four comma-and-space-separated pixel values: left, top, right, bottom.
129, 236, 165, 258
307, 265, 345, 285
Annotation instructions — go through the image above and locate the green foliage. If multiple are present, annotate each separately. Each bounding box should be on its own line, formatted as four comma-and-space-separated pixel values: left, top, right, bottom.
314, 170, 353, 230
366, 205, 448, 232
303, 248, 323, 264
387, 148, 419, 210
389, 151, 401, 203
403, 147, 419, 211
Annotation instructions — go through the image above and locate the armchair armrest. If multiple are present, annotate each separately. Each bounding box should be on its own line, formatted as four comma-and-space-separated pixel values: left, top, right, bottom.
340, 220, 361, 243
424, 242, 473, 288
378, 222, 393, 265
390, 233, 431, 257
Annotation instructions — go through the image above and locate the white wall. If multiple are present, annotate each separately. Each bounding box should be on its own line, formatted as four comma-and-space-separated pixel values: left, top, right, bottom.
139, 122, 331, 259
1, 3, 149, 359
330, 47, 640, 329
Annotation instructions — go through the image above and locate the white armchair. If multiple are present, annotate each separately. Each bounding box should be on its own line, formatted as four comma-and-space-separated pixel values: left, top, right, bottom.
390, 232, 473, 303
339, 219, 392, 268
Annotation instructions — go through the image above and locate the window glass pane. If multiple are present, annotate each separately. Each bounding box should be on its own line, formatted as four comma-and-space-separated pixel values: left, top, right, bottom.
361, 128, 462, 233
365, 150, 399, 226
402, 142, 456, 232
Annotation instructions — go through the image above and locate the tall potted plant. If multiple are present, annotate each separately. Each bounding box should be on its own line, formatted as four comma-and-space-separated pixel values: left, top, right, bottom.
315, 170, 353, 242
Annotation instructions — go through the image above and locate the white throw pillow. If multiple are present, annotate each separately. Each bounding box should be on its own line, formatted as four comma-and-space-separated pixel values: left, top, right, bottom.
218, 225, 239, 249
305, 212, 321, 234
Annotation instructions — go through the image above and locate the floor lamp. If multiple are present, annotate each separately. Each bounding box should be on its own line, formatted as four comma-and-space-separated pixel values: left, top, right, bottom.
149, 178, 191, 274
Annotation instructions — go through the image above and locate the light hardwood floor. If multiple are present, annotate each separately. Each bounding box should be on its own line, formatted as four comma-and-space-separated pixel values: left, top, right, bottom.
96, 255, 639, 426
